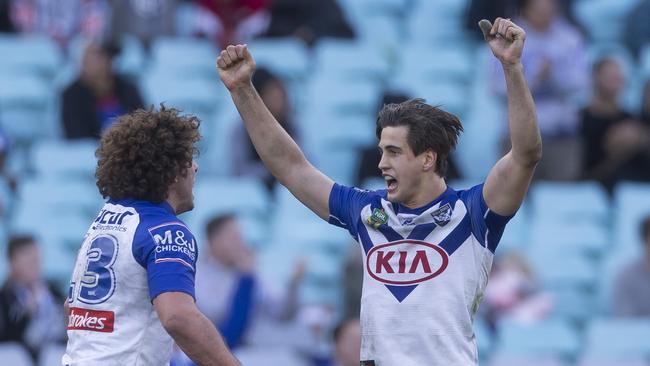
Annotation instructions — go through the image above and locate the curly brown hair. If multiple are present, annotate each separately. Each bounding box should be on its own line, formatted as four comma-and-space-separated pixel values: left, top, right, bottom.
96, 105, 201, 202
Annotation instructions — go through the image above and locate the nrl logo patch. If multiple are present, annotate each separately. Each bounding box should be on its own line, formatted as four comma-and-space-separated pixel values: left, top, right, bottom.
431, 203, 452, 226
367, 208, 388, 229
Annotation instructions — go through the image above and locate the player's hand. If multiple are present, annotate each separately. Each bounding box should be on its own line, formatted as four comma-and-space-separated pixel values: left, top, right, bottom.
217, 44, 256, 91
479, 18, 525, 66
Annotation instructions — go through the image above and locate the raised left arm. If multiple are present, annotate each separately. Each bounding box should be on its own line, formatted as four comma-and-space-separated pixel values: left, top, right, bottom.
480, 18, 542, 216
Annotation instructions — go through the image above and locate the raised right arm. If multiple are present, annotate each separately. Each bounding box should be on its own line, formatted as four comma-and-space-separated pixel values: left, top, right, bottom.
217, 45, 333, 220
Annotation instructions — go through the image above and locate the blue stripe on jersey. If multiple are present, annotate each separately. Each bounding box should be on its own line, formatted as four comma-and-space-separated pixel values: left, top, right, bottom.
357, 220, 375, 255
407, 222, 438, 241
377, 224, 403, 242
438, 212, 472, 256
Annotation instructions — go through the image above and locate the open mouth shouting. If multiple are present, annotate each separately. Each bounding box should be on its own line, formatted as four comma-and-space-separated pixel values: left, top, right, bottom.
384, 174, 398, 194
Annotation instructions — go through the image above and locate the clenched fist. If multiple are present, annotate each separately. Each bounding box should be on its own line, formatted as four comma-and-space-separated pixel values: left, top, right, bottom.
217, 44, 256, 91
479, 18, 526, 66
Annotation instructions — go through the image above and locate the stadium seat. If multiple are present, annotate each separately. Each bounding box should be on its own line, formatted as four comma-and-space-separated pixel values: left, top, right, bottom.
529, 219, 608, 257
305, 76, 382, 117
527, 248, 598, 290
313, 39, 390, 81
39, 344, 66, 366
613, 182, 650, 251
149, 37, 218, 78
573, 0, 642, 43
182, 177, 270, 247
496, 319, 581, 360
641, 44, 650, 78
141, 72, 225, 123
529, 181, 609, 224
474, 317, 494, 362
234, 346, 307, 366
113, 35, 146, 78
397, 81, 469, 120
31, 139, 98, 180
0, 343, 33, 366
247, 38, 310, 80
0, 34, 63, 79
0, 74, 56, 144
395, 44, 474, 84
583, 318, 650, 359
547, 286, 593, 322
488, 353, 569, 366
596, 250, 641, 315
407, 0, 472, 44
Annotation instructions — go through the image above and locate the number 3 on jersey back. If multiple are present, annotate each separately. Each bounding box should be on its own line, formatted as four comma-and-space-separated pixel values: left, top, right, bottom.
71, 235, 119, 304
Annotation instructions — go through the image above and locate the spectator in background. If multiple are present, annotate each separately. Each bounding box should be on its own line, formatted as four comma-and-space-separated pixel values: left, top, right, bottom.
194, 0, 270, 48
331, 318, 361, 366
355, 92, 462, 187
261, 0, 354, 47
623, 0, 650, 59
62, 41, 144, 139
611, 216, 650, 317
231, 67, 300, 190
0, 236, 65, 362
482, 251, 553, 331
0, 0, 15, 32
110, 0, 177, 49
194, 214, 304, 349
490, 0, 588, 180
580, 58, 650, 190
8, 0, 107, 48
642, 79, 650, 125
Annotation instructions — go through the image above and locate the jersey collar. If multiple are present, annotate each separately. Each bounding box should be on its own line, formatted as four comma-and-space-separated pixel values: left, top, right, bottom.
392, 186, 455, 215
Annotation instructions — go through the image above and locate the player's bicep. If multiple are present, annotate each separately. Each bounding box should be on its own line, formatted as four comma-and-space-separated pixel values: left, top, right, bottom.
483, 151, 535, 216
281, 161, 335, 221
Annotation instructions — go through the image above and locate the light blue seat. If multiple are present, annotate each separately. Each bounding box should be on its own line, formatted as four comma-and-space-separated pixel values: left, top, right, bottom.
396, 45, 474, 84
578, 356, 650, 366
547, 286, 593, 322
496, 319, 581, 360
474, 317, 494, 362
0, 34, 63, 80
529, 219, 608, 257
404, 82, 469, 119
613, 182, 650, 251
141, 73, 225, 122
306, 76, 382, 117
573, 0, 642, 43
596, 250, 640, 316
313, 39, 390, 80
114, 35, 147, 78
247, 38, 310, 80
583, 318, 650, 359
0, 343, 33, 366
195, 103, 240, 176
234, 347, 307, 366
31, 139, 98, 180
182, 177, 270, 246
529, 182, 609, 223
527, 248, 597, 290
407, 0, 471, 44
149, 37, 218, 77
0, 74, 56, 143
641, 44, 650, 78
488, 353, 569, 366
39, 344, 66, 366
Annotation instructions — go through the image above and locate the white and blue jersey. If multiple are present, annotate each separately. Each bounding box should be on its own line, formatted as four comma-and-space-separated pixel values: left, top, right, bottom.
329, 183, 511, 365
63, 199, 198, 366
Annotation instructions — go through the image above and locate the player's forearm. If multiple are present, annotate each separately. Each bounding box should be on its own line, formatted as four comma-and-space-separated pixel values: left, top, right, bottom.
503, 62, 542, 166
166, 309, 241, 366
229, 83, 308, 182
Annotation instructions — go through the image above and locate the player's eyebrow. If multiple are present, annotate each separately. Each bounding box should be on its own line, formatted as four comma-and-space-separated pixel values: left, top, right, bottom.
383, 144, 402, 152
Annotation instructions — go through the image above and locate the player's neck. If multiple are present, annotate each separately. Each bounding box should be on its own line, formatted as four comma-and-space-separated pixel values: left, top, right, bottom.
402, 175, 447, 209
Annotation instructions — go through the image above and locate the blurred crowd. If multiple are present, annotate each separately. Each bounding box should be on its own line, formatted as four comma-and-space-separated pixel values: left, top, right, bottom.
0, 0, 648, 365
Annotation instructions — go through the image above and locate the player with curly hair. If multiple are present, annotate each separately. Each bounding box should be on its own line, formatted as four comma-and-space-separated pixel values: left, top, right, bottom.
63, 106, 240, 366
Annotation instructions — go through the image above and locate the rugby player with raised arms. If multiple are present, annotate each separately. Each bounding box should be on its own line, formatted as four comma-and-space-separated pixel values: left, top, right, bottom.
217, 17, 541, 365
63, 107, 240, 366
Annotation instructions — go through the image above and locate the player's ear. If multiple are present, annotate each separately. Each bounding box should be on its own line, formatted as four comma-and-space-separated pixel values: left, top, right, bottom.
422, 149, 436, 172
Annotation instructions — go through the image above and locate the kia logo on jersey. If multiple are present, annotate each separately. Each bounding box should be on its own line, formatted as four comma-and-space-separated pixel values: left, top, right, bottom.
366, 240, 449, 285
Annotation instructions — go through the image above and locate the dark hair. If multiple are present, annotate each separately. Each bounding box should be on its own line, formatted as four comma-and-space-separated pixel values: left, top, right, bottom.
96, 105, 201, 202
7, 235, 36, 260
641, 215, 650, 243
376, 98, 464, 177
205, 214, 237, 238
